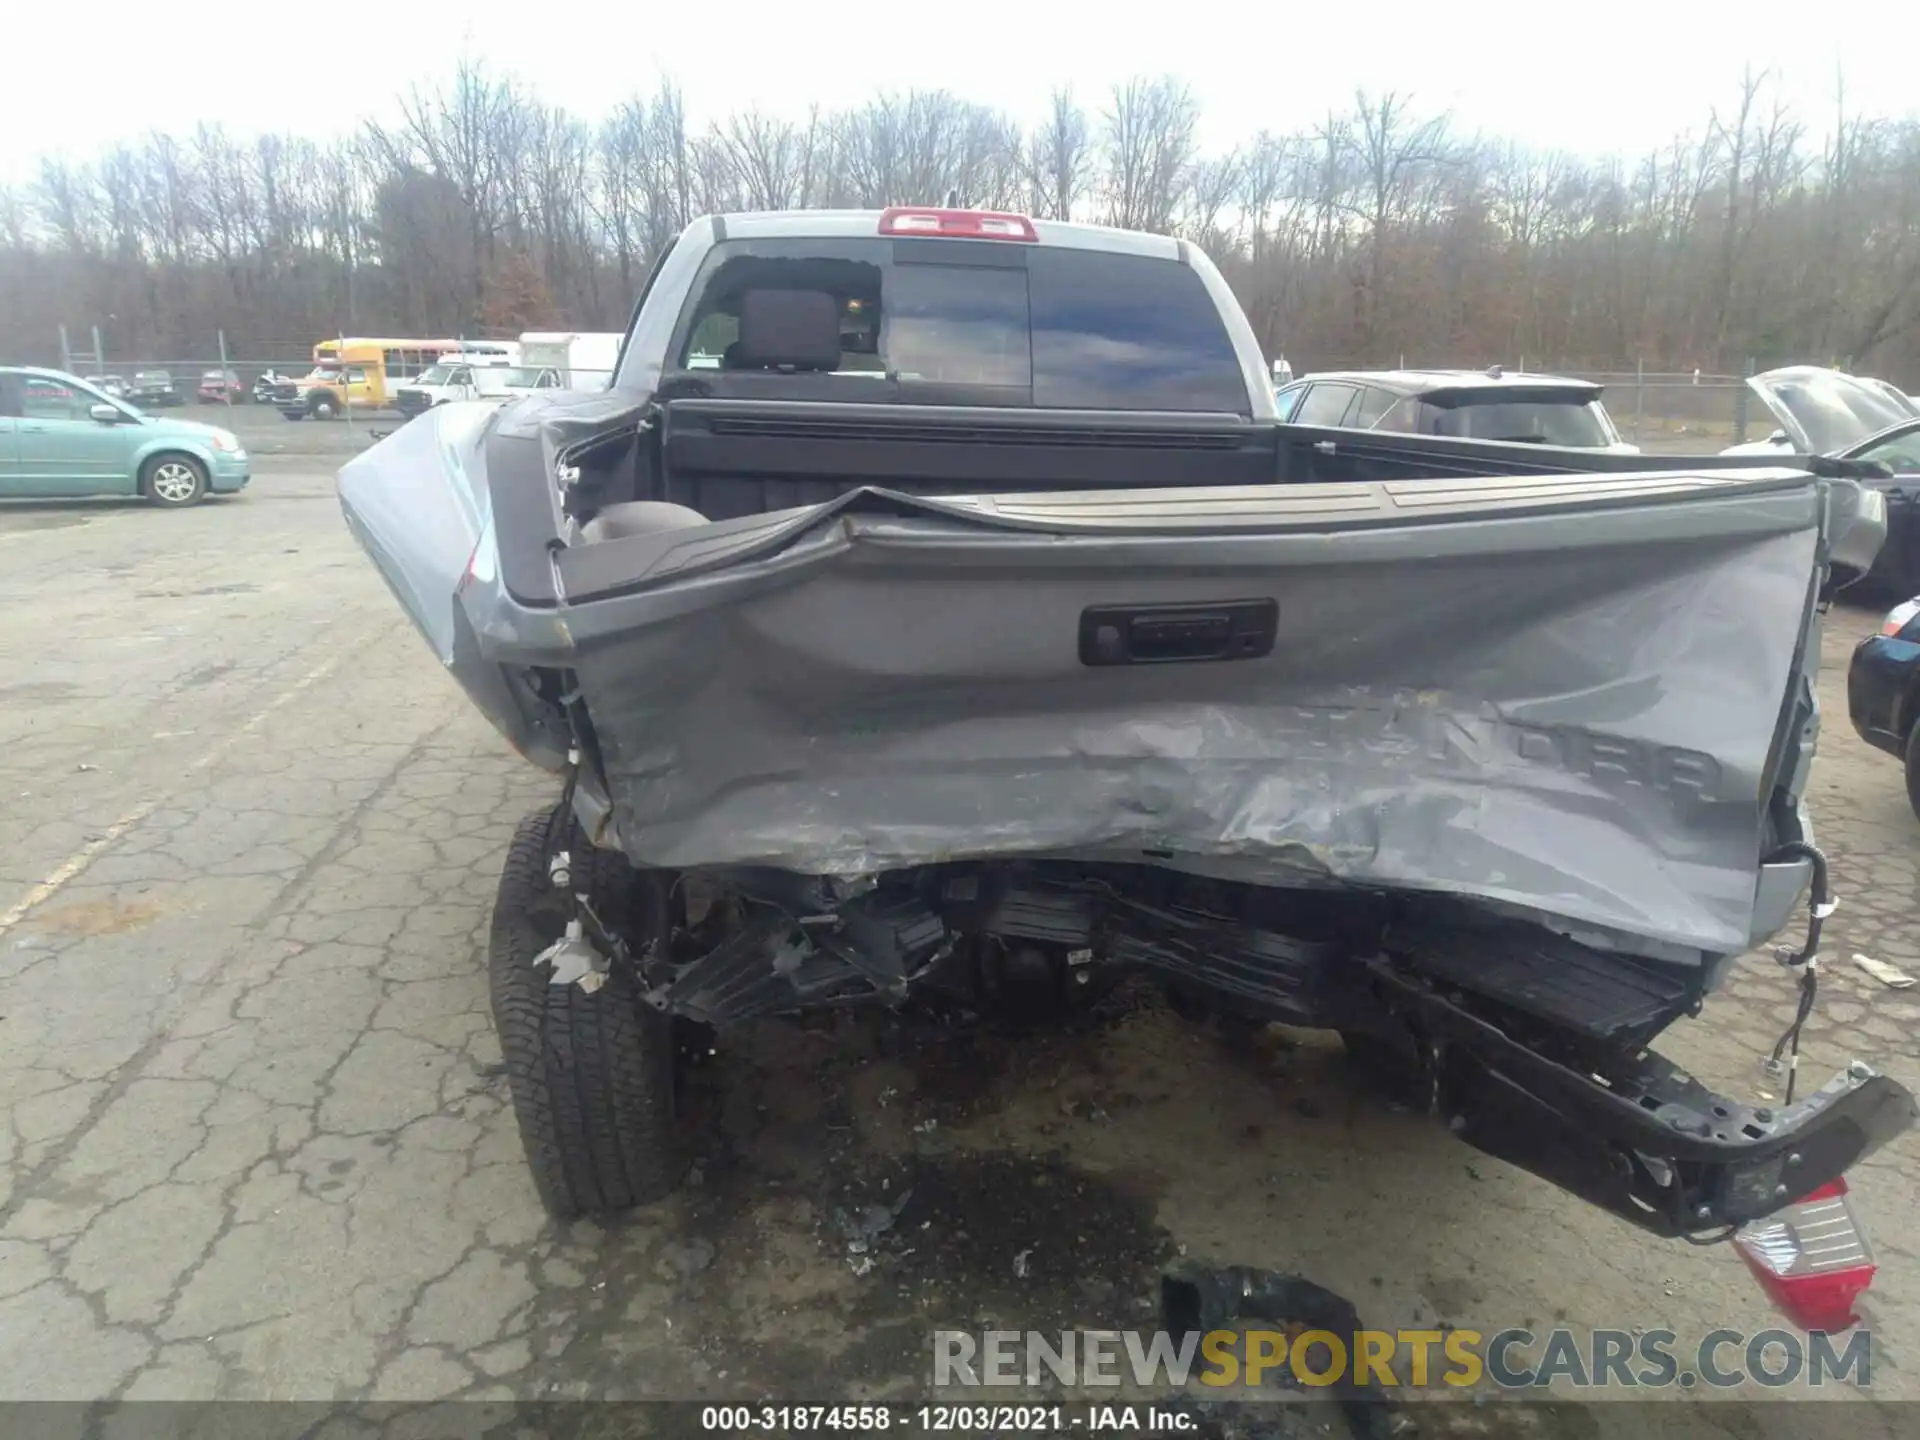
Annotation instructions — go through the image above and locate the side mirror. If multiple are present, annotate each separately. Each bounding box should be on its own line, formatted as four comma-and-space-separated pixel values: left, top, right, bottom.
1769, 429, 1788, 445
89, 403, 120, 424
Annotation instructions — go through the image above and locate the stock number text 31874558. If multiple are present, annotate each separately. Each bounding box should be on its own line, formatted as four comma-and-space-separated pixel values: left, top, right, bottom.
700, 1405, 1071, 1431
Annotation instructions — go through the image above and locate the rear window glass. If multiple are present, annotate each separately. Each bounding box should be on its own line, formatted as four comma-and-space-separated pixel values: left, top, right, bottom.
1763, 375, 1916, 455
1423, 395, 1614, 447
889, 263, 1031, 389
1025, 248, 1245, 411
667, 236, 1248, 413
1292, 383, 1357, 427
1350, 386, 1395, 428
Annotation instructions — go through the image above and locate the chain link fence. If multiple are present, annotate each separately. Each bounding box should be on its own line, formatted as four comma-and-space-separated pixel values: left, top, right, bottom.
54, 325, 1784, 453
50, 325, 621, 419
55, 327, 338, 410
1557, 368, 1755, 453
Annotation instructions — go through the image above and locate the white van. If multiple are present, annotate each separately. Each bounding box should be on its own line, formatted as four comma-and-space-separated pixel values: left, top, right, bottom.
518, 332, 622, 389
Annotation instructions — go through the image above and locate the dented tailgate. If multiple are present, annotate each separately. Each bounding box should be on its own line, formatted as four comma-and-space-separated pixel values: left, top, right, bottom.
337, 393, 1883, 960
474, 469, 1864, 957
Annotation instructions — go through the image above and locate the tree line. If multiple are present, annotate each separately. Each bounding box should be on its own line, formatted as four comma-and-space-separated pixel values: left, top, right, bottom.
1, 62, 1917, 380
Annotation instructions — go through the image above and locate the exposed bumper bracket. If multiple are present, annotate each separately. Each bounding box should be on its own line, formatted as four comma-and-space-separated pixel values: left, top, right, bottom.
1368, 962, 1917, 1236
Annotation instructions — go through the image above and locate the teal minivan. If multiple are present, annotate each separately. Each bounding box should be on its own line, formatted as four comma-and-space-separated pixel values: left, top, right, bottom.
0, 366, 251, 506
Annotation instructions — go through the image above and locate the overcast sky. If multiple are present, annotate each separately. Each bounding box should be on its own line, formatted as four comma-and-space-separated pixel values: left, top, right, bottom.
5, 1, 1907, 184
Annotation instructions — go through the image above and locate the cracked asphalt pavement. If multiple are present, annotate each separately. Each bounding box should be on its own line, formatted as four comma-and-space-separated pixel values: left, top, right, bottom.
2, 460, 1918, 1430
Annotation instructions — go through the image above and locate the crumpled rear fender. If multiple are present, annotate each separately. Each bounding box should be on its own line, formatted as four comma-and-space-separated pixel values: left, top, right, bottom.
336, 403, 571, 771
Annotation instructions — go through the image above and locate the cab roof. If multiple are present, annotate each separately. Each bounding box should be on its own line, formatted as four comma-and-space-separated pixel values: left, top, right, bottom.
708, 209, 1185, 262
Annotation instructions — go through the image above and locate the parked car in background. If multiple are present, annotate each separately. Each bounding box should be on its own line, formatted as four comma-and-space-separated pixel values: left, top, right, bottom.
1273, 367, 1639, 451
95, 374, 128, 399
1723, 367, 1920, 593
127, 370, 182, 407
1848, 596, 1920, 819
393, 361, 562, 417
1721, 366, 1918, 458
391, 351, 516, 416
0, 366, 249, 505
197, 368, 243, 404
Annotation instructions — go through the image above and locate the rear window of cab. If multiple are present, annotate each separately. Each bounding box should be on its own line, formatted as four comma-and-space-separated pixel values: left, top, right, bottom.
669, 237, 1249, 414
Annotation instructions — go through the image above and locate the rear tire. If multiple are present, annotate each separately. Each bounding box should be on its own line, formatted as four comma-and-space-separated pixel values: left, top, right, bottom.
489, 802, 683, 1219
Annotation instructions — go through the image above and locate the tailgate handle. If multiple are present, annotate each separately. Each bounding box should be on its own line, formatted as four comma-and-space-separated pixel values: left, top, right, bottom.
1313, 439, 1337, 454
1079, 599, 1278, 666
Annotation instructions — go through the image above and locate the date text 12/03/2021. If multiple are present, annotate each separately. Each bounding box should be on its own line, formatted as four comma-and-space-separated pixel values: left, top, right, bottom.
700, 1405, 1197, 1431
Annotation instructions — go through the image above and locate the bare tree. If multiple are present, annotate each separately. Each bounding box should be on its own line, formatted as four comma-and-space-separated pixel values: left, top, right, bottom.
5, 60, 1920, 384
374, 56, 528, 327
1707, 67, 1767, 356
1100, 77, 1199, 232
1026, 88, 1091, 220
0, 184, 29, 251
595, 101, 647, 295
719, 109, 815, 211
1183, 151, 1242, 247
35, 158, 100, 256
1343, 90, 1450, 351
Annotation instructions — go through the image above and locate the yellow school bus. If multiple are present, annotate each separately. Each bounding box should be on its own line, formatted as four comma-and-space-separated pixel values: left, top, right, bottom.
280, 337, 486, 419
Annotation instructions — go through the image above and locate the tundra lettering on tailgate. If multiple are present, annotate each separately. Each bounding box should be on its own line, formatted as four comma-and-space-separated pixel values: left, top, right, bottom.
1280, 696, 1721, 804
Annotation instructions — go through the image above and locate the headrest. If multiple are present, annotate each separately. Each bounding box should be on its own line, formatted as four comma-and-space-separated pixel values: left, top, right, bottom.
735, 288, 842, 371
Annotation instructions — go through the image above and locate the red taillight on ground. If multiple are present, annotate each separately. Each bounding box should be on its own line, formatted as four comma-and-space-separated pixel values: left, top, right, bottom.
877, 206, 1038, 241
1733, 1176, 1877, 1332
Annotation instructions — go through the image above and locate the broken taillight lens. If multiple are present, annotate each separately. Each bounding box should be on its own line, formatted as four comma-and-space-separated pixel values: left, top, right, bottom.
1732, 1178, 1877, 1332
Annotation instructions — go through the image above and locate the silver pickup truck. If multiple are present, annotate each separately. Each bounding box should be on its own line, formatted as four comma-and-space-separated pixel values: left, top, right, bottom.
338, 207, 1909, 1319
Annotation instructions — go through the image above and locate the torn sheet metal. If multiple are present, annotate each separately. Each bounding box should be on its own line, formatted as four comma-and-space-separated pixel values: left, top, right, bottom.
337, 400, 1876, 961
561, 506, 1822, 957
